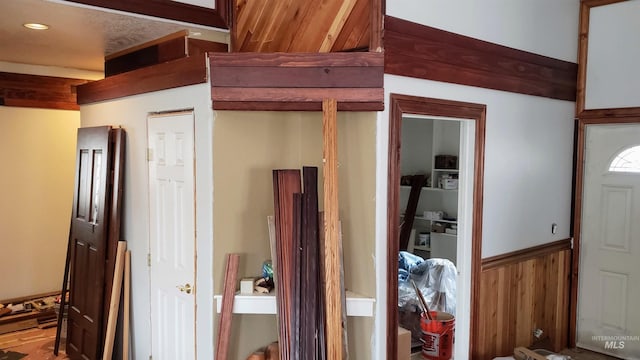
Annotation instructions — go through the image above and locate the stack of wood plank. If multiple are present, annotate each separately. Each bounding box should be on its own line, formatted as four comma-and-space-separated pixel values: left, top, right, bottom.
272, 167, 327, 359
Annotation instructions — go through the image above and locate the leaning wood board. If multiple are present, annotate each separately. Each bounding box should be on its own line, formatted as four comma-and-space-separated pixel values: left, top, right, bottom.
102, 241, 126, 360
216, 254, 240, 360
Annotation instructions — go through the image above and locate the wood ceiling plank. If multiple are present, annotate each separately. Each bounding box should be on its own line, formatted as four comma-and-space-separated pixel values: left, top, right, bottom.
331, 0, 370, 51
270, 1, 311, 52
319, 0, 358, 52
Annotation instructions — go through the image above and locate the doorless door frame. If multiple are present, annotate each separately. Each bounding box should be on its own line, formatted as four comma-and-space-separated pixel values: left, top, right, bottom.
386, 94, 486, 358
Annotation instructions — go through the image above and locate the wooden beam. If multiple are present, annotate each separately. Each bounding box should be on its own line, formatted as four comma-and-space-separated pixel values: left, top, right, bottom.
77, 56, 207, 104
322, 98, 342, 359
0, 72, 89, 110
209, 52, 383, 111
384, 16, 578, 101
216, 253, 240, 360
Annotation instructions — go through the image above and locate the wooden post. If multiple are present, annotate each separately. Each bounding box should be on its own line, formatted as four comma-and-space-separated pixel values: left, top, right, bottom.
322, 98, 342, 359
103, 241, 127, 360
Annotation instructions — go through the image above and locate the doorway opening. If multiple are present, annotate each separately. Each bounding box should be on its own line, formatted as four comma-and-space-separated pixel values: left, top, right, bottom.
386, 94, 486, 359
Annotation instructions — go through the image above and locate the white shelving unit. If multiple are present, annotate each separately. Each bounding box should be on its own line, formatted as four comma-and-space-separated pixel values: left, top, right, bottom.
400, 118, 460, 265
214, 291, 375, 317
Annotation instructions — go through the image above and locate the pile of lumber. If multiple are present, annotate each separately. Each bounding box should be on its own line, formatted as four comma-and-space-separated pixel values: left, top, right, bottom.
0, 292, 59, 335
272, 167, 329, 359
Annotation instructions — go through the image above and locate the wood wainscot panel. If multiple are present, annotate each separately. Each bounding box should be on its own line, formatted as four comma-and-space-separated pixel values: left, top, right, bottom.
209, 52, 384, 111
0, 72, 90, 110
474, 239, 572, 360
384, 16, 578, 101
77, 56, 208, 105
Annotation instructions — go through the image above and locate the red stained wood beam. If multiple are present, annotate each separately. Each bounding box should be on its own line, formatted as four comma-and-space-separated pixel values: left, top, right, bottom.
384, 16, 577, 101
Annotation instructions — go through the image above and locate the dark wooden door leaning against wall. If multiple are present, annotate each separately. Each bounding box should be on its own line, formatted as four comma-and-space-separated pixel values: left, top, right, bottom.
67, 126, 113, 360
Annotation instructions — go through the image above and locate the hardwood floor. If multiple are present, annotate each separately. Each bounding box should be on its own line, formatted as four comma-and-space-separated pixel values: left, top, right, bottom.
0, 327, 67, 360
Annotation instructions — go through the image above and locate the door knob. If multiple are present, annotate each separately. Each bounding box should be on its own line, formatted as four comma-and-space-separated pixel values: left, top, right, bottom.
177, 283, 192, 294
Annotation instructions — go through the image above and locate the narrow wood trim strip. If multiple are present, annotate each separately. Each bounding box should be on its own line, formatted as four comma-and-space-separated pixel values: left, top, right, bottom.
77, 56, 207, 105
482, 239, 572, 270
212, 101, 384, 111
579, 107, 640, 119
63, 0, 229, 29
576, 1, 590, 115
384, 16, 577, 101
369, 0, 384, 51
386, 93, 486, 359
212, 88, 383, 103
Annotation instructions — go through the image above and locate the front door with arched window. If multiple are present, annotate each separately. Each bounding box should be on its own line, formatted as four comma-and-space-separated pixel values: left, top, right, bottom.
577, 123, 640, 358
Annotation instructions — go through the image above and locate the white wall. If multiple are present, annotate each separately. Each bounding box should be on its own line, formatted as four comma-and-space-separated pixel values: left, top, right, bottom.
80, 83, 214, 360
0, 107, 79, 300
375, 3, 579, 358
585, 1, 640, 109
386, 0, 580, 62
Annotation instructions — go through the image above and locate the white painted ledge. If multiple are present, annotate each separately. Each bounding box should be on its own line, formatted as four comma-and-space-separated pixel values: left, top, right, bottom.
214, 291, 375, 317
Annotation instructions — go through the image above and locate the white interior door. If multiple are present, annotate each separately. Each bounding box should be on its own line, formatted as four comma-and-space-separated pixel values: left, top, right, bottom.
148, 112, 196, 360
578, 124, 640, 359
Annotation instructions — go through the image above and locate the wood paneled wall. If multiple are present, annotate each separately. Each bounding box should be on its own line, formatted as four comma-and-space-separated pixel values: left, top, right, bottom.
384, 16, 578, 101
0, 72, 90, 110
473, 240, 571, 359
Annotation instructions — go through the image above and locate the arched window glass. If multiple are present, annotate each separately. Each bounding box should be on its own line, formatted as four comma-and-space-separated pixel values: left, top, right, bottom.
609, 145, 640, 173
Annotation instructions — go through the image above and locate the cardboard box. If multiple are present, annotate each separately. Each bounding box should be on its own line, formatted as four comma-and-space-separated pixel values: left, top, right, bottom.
431, 223, 446, 233
398, 327, 411, 360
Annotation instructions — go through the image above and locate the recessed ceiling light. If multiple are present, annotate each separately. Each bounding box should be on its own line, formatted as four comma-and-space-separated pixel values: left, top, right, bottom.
23, 23, 49, 30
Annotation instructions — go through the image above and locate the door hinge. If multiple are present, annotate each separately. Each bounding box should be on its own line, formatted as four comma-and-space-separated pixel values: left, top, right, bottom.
147, 148, 153, 162
147, 253, 151, 267
570, 237, 574, 249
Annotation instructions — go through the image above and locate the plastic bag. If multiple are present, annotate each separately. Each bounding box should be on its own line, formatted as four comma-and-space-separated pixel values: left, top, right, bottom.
397, 251, 456, 315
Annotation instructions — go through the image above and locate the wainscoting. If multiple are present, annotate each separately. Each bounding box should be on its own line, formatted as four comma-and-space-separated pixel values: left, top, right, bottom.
473, 239, 572, 359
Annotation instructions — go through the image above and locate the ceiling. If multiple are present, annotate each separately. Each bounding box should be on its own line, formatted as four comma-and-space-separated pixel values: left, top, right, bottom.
0, 0, 229, 74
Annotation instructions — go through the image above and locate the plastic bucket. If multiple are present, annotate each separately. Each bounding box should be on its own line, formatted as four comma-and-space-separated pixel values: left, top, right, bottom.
420, 311, 454, 360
